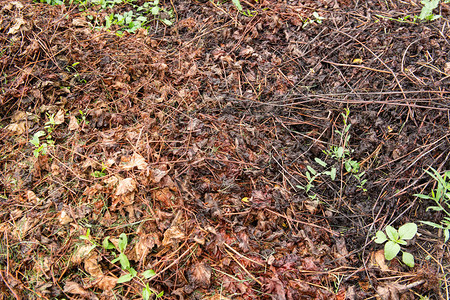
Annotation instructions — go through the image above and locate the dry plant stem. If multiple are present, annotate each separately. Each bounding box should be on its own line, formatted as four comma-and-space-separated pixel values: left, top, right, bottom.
0, 272, 19, 300
223, 242, 265, 267
223, 247, 263, 286
323, 60, 392, 74
1, 232, 22, 299
334, 30, 417, 123
148, 243, 197, 283
264, 208, 339, 236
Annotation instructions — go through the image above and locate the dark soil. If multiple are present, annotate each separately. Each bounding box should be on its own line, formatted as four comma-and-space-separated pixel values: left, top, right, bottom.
0, 0, 449, 299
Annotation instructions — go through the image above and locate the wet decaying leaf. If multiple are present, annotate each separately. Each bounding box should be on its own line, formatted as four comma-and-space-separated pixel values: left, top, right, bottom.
0, 0, 449, 298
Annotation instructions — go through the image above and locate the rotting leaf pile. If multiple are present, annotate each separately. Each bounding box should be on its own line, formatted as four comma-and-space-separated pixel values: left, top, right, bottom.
0, 0, 449, 299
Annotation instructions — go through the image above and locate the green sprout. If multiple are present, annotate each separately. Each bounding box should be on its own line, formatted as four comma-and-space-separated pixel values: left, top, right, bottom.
374, 223, 417, 267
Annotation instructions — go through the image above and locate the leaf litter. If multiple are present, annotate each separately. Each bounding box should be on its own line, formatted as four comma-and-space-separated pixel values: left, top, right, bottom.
0, 0, 449, 299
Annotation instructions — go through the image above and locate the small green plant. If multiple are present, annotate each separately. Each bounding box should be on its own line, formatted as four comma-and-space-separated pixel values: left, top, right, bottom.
414, 167, 450, 242
296, 109, 367, 199
30, 131, 48, 157
91, 163, 107, 178
303, 12, 325, 28
29, 113, 60, 157
77, 110, 89, 125
231, 0, 243, 11
103, 234, 163, 299
419, 0, 441, 21
374, 223, 417, 267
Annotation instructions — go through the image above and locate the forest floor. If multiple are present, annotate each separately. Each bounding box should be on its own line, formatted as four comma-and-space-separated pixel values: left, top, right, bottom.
1, 0, 450, 299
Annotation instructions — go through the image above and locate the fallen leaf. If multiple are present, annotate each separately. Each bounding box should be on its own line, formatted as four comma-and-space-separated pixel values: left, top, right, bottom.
162, 225, 185, 246
121, 153, 148, 170
84, 252, 103, 277
68, 115, 80, 130
96, 276, 117, 291
26, 191, 40, 204
54, 109, 65, 125
63, 281, 92, 297
373, 249, 390, 272
5, 122, 26, 135
51, 162, 61, 176
8, 18, 27, 34
150, 168, 167, 183
115, 178, 136, 195
71, 245, 96, 264
72, 18, 90, 27
131, 234, 157, 261
58, 210, 73, 225
187, 262, 212, 288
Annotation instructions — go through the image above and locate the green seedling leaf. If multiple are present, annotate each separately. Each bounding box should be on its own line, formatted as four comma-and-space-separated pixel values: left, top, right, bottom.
118, 233, 127, 252
374, 231, 387, 244
337, 147, 344, 159
396, 239, 407, 246
402, 251, 414, 267
306, 165, 317, 175
151, 6, 160, 15
102, 236, 115, 250
232, 0, 243, 11
306, 171, 311, 181
330, 167, 336, 180
385, 225, 399, 241
119, 252, 130, 270
445, 229, 449, 243
143, 269, 156, 278
314, 157, 327, 167
127, 267, 137, 277
30, 131, 46, 147
420, 220, 444, 229
419, 0, 440, 20
384, 240, 401, 260
426, 206, 443, 212
142, 285, 152, 300
161, 19, 173, 26
398, 223, 417, 240
414, 193, 432, 199
156, 291, 164, 298
117, 272, 134, 283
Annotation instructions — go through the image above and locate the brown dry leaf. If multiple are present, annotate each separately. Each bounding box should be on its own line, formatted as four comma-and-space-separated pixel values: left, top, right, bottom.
445, 62, 450, 74
71, 245, 96, 264
131, 234, 157, 261
373, 249, 390, 272
115, 178, 136, 195
150, 168, 168, 183
96, 276, 117, 291
121, 152, 148, 170
51, 162, 61, 176
72, 18, 90, 27
8, 18, 27, 34
63, 281, 92, 297
188, 262, 212, 288
153, 188, 175, 208
54, 109, 65, 125
376, 283, 400, 300
68, 115, 80, 130
13, 216, 36, 240
304, 198, 319, 214
162, 225, 185, 246
58, 210, 73, 225
4, 122, 26, 135
84, 252, 103, 277
26, 190, 40, 204
4, 1, 24, 10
